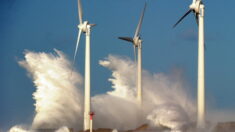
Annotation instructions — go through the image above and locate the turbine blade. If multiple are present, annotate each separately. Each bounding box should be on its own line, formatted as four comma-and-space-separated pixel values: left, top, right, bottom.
78, 0, 83, 24
134, 2, 147, 38
89, 24, 96, 27
173, 9, 192, 28
118, 37, 134, 43
194, 12, 199, 26
73, 29, 82, 65
134, 45, 137, 64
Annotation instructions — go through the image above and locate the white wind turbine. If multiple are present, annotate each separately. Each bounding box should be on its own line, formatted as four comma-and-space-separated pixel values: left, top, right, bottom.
118, 2, 147, 106
73, 0, 95, 130
173, 0, 206, 128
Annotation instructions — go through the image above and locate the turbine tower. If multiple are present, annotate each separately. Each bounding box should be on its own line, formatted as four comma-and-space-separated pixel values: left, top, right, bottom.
118, 2, 147, 106
173, 0, 205, 128
73, 0, 95, 130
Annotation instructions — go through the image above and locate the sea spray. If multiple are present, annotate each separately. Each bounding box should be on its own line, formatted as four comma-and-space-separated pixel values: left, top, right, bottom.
147, 104, 190, 131
8, 126, 30, 132
18, 49, 83, 130
9, 51, 198, 131
92, 95, 140, 129
99, 55, 197, 131
99, 55, 137, 101
55, 126, 70, 132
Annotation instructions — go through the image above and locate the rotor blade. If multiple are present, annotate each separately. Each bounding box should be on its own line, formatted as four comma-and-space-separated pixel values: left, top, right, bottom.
89, 24, 96, 27
73, 29, 82, 65
78, 0, 83, 24
194, 12, 199, 26
118, 37, 134, 43
173, 9, 192, 28
134, 2, 147, 38
133, 45, 137, 64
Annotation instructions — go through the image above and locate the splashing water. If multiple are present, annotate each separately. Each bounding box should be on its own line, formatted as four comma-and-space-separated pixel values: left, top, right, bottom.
98, 55, 197, 131
55, 126, 70, 132
8, 126, 30, 132
18, 49, 83, 130
9, 50, 198, 132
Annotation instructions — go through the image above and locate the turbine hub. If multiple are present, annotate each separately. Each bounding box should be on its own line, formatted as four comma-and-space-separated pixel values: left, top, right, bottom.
133, 37, 141, 46
189, 1, 201, 13
78, 21, 89, 33
133, 37, 139, 47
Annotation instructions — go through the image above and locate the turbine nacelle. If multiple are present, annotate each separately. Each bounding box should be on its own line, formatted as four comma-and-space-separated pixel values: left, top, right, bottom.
78, 21, 88, 32
78, 21, 96, 33
133, 37, 142, 47
118, 36, 141, 47
189, 0, 201, 13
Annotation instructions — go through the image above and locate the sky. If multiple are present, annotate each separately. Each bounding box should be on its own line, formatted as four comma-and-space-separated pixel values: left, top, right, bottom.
1, 0, 235, 130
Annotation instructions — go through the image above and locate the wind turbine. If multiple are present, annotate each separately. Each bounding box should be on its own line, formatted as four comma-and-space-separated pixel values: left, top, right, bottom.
73, 0, 95, 130
118, 2, 147, 106
173, 0, 205, 128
